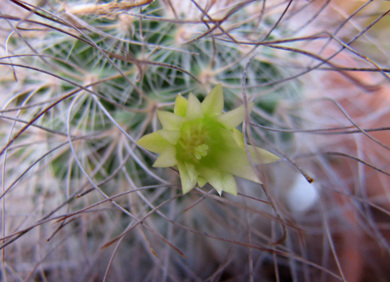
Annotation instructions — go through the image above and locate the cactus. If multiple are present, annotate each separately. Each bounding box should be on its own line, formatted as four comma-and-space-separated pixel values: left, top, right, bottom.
1, 0, 390, 281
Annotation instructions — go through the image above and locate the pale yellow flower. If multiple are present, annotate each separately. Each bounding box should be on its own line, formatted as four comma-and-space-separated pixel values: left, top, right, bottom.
137, 85, 279, 195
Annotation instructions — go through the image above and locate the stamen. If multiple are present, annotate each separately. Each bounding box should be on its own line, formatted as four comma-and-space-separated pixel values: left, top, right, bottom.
194, 144, 209, 160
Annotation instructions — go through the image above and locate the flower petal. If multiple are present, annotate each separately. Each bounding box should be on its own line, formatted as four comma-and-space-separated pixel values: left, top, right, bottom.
222, 172, 238, 196
248, 145, 280, 164
197, 176, 208, 188
186, 93, 204, 120
157, 129, 180, 144
153, 145, 177, 167
217, 149, 261, 184
174, 94, 188, 117
157, 110, 185, 130
232, 128, 245, 147
216, 103, 253, 129
185, 162, 198, 183
178, 162, 197, 194
231, 129, 280, 164
201, 84, 224, 116
137, 131, 170, 154
198, 167, 224, 195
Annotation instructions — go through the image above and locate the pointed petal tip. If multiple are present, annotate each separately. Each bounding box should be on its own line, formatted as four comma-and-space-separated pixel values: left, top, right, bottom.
157, 110, 184, 130
186, 93, 204, 120
137, 131, 169, 153
197, 176, 208, 188
202, 84, 224, 116
222, 173, 238, 196
198, 167, 226, 196
174, 94, 188, 117
216, 103, 252, 129
152, 145, 177, 167
181, 185, 193, 194
178, 162, 197, 194
249, 146, 280, 164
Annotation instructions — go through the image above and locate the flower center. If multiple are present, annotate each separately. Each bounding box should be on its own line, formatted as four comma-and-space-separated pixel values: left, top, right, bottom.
176, 119, 210, 163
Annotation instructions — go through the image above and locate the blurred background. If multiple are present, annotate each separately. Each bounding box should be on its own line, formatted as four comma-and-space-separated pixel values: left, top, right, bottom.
1, 0, 390, 281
